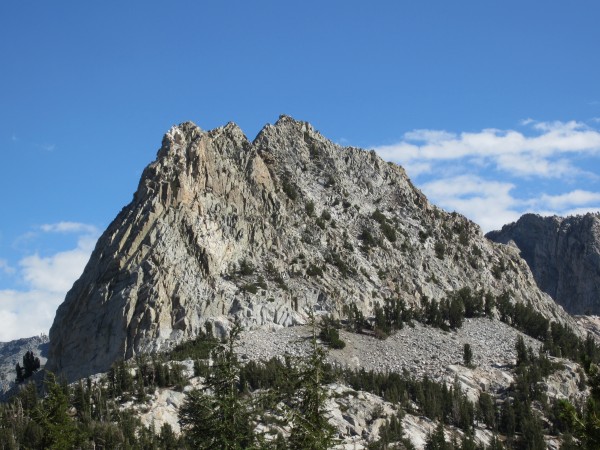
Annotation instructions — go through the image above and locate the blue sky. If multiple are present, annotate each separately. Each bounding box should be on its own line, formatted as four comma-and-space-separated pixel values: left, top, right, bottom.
1, 1, 600, 340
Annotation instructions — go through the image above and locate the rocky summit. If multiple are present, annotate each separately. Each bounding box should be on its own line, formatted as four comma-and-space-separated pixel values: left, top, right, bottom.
47, 115, 574, 383
486, 213, 600, 315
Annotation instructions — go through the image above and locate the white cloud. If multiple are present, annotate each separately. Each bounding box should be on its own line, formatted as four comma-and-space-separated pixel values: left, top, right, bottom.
403, 129, 457, 143
0, 289, 57, 343
0, 223, 98, 341
534, 190, 600, 210
40, 221, 98, 235
420, 175, 522, 232
418, 174, 600, 233
559, 207, 600, 217
20, 240, 94, 294
373, 119, 600, 232
375, 120, 600, 179
0, 259, 15, 275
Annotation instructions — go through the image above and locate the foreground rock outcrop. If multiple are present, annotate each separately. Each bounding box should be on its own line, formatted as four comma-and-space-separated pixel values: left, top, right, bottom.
47, 116, 575, 382
486, 213, 600, 315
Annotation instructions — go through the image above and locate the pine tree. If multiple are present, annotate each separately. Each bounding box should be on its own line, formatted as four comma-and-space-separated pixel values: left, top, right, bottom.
425, 421, 449, 450
516, 335, 529, 367
368, 413, 407, 449
448, 297, 465, 329
15, 363, 24, 383
179, 322, 259, 449
484, 292, 495, 317
477, 392, 495, 429
520, 408, 545, 450
460, 433, 477, 450
22, 351, 40, 378
583, 363, 600, 449
33, 372, 78, 449
463, 344, 473, 367
500, 399, 516, 444
72, 379, 91, 423
487, 435, 503, 450
288, 314, 337, 450
158, 422, 180, 449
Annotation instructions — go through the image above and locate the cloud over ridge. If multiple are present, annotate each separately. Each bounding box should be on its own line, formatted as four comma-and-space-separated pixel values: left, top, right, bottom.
0, 223, 98, 341
374, 120, 600, 232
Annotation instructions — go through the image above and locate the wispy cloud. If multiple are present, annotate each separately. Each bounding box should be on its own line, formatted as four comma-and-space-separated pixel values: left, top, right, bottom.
419, 176, 600, 232
375, 120, 600, 179
40, 222, 98, 234
373, 120, 600, 232
20, 239, 95, 294
421, 175, 522, 232
533, 190, 600, 210
0, 259, 15, 275
0, 223, 99, 341
40, 143, 56, 152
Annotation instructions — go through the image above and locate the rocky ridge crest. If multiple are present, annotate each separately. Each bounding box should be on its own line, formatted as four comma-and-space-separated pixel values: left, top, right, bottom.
47, 116, 575, 382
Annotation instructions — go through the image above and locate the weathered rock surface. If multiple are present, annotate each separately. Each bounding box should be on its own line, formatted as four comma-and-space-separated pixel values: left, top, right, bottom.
237, 319, 540, 397
47, 116, 575, 382
0, 334, 48, 397
575, 315, 600, 341
133, 373, 484, 449
486, 213, 600, 315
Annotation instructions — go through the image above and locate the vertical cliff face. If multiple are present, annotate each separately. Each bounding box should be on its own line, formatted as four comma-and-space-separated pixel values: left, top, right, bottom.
486, 213, 600, 315
46, 116, 574, 382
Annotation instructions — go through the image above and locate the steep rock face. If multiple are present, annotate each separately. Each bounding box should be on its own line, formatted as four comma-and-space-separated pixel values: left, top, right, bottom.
486, 213, 600, 315
47, 116, 574, 382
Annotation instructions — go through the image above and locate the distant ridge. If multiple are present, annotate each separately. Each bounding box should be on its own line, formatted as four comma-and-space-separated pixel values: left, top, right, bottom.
487, 212, 600, 315
0, 335, 48, 398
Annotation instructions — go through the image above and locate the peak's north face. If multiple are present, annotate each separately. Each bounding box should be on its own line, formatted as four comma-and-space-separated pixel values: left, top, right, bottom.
46, 117, 574, 382
486, 212, 600, 315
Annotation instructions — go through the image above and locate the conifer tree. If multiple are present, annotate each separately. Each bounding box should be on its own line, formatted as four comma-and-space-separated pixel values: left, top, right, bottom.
500, 399, 516, 444
448, 297, 465, 329
520, 407, 545, 450
487, 435, 503, 450
289, 313, 337, 450
425, 421, 449, 450
516, 335, 529, 367
460, 433, 477, 450
22, 351, 40, 378
179, 321, 259, 449
15, 363, 24, 383
33, 372, 78, 449
463, 344, 473, 367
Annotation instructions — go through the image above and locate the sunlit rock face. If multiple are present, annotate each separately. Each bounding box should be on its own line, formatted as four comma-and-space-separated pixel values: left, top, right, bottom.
46, 115, 573, 382
487, 213, 600, 315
